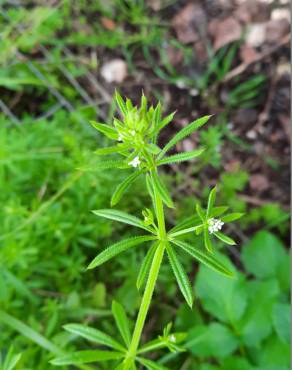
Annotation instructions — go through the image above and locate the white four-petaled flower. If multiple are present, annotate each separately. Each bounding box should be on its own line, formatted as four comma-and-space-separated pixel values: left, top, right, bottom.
128, 156, 141, 168
208, 218, 224, 234
169, 334, 176, 343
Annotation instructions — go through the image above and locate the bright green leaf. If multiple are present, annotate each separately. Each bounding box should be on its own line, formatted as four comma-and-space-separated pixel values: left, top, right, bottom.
111, 170, 143, 206
166, 244, 193, 308
171, 240, 234, 278
87, 235, 156, 269
214, 231, 236, 245
137, 243, 158, 290
204, 228, 213, 253
112, 301, 131, 347
90, 121, 118, 140
157, 148, 205, 166
64, 324, 125, 352
272, 303, 290, 344
151, 171, 174, 208
207, 187, 216, 217
221, 213, 244, 222
137, 357, 169, 370
158, 115, 211, 159
51, 350, 124, 365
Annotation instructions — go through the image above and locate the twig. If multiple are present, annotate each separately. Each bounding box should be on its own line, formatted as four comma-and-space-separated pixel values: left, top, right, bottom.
223, 33, 290, 82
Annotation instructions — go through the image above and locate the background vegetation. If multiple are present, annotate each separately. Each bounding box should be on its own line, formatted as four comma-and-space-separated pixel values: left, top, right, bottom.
0, 1, 290, 369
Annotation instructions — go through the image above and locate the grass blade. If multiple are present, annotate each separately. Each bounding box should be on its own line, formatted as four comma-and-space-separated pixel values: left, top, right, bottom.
171, 239, 234, 277
87, 235, 156, 269
166, 244, 193, 308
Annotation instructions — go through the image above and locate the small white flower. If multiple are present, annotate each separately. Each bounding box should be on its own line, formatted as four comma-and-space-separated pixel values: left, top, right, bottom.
208, 218, 224, 234
144, 216, 148, 222
118, 134, 123, 142
169, 334, 176, 343
131, 130, 136, 136
128, 156, 141, 168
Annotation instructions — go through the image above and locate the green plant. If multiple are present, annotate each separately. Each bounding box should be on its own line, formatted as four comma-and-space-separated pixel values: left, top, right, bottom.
50, 93, 244, 369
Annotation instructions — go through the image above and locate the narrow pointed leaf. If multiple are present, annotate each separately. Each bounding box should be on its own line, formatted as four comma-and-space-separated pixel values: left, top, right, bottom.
207, 187, 217, 217
166, 244, 193, 308
137, 357, 169, 370
3, 348, 21, 370
77, 160, 127, 171
158, 115, 211, 159
157, 148, 205, 166
210, 206, 229, 218
169, 215, 201, 234
156, 111, 176, 134
51, 350, 124, 365
214, 231, 236, 245
87, 235, 156, 269
151, 171, 174, 208
94, 144, 129, 156
137, 243, 158, 290
204, 228, 213, 253
171, 239, 234, 277
92, 209, 153, 232
90, 121, 118, 140
115, 91, 127, 116
112, 301, 131, 346
63, 324, 125, 352
111, 170, 143, 206
221, 213, 244, 223
196, 204, 205, 221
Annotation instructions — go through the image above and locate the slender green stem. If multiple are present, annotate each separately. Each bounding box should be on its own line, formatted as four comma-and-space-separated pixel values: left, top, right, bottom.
124, 170, 166, 368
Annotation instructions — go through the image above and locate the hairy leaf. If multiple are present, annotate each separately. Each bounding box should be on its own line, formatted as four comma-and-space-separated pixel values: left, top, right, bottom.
90, 121, 118, 140
166, 244, 193, 308
111, 170, 143, 206
158, 115, 211, 159
207, 187, 217, 218
171, 240, 233, 277
137, 243, 158, 290
112, 301, 131, 346
51, 350, 123, 365
151, 171, 174, 208
92, 209, 153, 232
214, 231, 236, 245
87, 236, 156, 269
157, 148, 205, 166
64, 324, 125, 352
221, 213, 244, 223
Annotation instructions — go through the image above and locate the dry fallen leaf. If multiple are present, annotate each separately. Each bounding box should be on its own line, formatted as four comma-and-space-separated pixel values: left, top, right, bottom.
239, 44, 260, 64
250, 174, 269, 192
172, 3, 206, 44
100, 59, 127, 83
101, 17, 116, 31
208, 17, 242, 50
265, 18, 290, 44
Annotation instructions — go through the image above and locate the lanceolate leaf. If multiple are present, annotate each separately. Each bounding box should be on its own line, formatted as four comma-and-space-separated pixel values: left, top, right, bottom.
153, 111, 176, 142
92, 209, 153, 233
158, 115, 211, 159
136, 243, 158, 290
77, 160, 127, 171
87, 235, 156, 269
151, 171, 174, 208
115, 91, 127, 116
214, 231, 236, 245
90, 121, 118, 140
111, 170, 143, 206
207, 187, 217, 218
171, 239, 234, 277
63, 324, 125, 352
157, 148, 205, 166
166, 244, 193, 308
112, 301, 131, 347
204, 228, 213, 253
169, 215, 201, 234
94, 144, 129, 156
221, 213, 244, 223
51, 350, 124, 365
137, 357, 169, 370
3, 347, 21, 370
210, 206, 229, 218
196, 204, 205, 222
